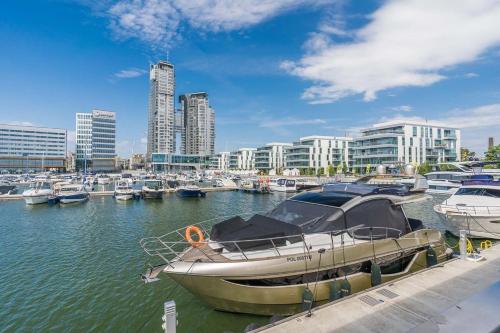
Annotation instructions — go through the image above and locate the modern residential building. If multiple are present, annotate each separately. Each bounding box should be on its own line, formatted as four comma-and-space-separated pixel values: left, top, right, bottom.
65, 152, 76, 172
254, 142, 292, 172
209, 151, 229, 171
352, 121, 461, 172
147, 61, 175, 160
227, 148, 256, 170
179, 92, 215, 156
76, 109, 116, 172
0, 123, 67, 172
285, 136, 352, 173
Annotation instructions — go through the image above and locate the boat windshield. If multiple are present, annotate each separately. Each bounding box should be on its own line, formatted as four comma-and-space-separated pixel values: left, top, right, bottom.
145, 181, 161, 189
60, 187, 79, 192
455, 187, 500, 197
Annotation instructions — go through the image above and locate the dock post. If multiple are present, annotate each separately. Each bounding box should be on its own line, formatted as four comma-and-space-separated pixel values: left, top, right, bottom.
162, 300, 177, 333
459, 230, 467, 260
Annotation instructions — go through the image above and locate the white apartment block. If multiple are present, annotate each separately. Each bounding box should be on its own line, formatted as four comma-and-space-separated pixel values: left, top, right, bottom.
254, 142, 292, 172
285, 136, 352, 172
147, 61, 175, 160
228, 148, 256, 170
209, 151, 229, 171
353, 121, 461, 171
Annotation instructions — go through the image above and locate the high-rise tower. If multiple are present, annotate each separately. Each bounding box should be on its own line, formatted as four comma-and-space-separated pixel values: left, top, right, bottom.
147, 61, 175, 160
178, 92, 215, 156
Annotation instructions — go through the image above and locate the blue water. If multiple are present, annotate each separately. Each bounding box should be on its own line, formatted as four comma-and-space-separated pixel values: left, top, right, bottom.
0, 192, 447, 332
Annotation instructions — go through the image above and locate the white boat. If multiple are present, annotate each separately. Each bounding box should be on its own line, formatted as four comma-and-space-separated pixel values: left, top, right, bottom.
424, 171, 471, 194
97, 175, 110, 185
270, 178, 297, 192
57, 184, 89, 204
114, 181, 135, 201
22, 181, 53, 204
434, 176, 500, 239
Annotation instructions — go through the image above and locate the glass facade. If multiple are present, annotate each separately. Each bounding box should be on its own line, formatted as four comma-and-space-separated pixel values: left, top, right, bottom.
76, 110, 116, 171
0, 124, 66, 171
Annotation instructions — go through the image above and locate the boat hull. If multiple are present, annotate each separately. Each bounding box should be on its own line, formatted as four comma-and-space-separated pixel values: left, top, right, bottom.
435, 211, 500, 239
176, 189, 204, 197
115, 193, 134, 201
23, 194, 50, 205
142, 190, 163, 199
163, 230, 447, 315
58, 193, 89, 204
167, 247, 445, 315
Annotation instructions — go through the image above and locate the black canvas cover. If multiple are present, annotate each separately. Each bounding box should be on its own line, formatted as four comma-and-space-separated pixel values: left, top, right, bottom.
343, 199, 411, 239
210, 214, 302, 252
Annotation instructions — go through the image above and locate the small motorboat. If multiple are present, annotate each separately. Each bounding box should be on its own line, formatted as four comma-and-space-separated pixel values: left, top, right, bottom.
114, 181, 135, 201
270, 178, 297, 192
22, 181, 53, 205
176, 185, 206, 198
239, 178, 270, 194
57, 184, 89, 204
142, 180, 164, 199
0, 180, 17, 195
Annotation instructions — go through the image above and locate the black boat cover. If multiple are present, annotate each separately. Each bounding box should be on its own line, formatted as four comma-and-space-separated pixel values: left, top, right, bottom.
210, 214, 302, 252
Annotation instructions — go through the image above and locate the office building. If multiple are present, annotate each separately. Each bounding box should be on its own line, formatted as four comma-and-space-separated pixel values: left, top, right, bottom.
0, 123, 67, 172
151, 153, 211, 172
255, 142, 292, 172
179, 92, 215, 156
147, 61, 176, 160
285, 136, 352, 173
76, 109, 116, 172
489, 137, 495, 150
352, 121, 461, 172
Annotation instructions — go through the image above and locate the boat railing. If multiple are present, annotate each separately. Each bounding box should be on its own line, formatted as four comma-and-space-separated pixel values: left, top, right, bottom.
140, 219, 404, 266
438, 202, 500, 216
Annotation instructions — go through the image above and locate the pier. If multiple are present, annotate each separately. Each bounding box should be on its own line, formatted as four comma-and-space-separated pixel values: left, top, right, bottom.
254, 244, 500, 333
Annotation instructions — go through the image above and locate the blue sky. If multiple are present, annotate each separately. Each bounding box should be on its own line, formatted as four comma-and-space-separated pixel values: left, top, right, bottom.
1, 0, 500, 157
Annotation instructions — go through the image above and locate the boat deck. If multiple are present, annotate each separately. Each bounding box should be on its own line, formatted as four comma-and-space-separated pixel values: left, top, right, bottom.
254, 244, 500, 333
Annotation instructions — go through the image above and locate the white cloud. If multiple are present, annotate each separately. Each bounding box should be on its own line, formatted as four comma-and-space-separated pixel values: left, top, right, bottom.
391, 105, 412, 113
464, 72, 479, 78
374, 103, 500, 154
106, 0, 333, 47
283, 0, 500, 103
114, 68, 147, 78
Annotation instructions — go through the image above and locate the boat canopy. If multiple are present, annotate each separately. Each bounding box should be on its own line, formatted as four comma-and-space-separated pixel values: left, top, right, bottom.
210, 193, 413, 251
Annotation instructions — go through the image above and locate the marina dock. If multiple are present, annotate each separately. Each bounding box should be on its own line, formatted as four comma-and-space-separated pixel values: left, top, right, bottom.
254, 244, 500, 333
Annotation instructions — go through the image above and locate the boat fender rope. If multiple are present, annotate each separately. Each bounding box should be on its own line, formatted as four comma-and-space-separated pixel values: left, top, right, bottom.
370, 261, 382, 287
426, 246, 437, 267
302, 287, 314, 312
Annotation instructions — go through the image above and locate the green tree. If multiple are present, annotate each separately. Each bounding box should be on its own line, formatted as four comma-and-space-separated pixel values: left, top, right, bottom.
327, 164, 335, 176
460, 147, 476, 161
417, 162, 432, 175
484, 145, 500, 168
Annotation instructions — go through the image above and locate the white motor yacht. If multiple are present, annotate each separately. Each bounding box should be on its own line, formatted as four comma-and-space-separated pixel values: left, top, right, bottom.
22, 181, 53, 204
97, 175, 111, 185
434, 176, 500, 239
114, 181, 135, 201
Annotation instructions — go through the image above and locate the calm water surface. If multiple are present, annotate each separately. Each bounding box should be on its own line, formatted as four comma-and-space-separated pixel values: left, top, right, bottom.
0, 192, 448, 333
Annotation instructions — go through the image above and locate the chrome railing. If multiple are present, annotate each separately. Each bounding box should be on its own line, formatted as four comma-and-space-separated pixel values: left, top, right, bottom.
140, 218, 404, 266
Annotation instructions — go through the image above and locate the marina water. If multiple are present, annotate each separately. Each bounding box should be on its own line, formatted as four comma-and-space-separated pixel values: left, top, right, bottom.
1, 191, 449, 332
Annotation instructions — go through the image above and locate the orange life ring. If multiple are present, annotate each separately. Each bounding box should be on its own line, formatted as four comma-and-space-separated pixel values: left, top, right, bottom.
185, 225, 205, 247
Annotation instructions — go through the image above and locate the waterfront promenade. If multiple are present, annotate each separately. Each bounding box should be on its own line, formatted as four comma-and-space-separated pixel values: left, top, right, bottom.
254, 244, 500, 333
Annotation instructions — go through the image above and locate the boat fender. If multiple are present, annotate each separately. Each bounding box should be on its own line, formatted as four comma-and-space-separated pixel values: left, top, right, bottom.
340, 277, 351, 297
426, 246, 437, 267
302, 287, 314, 312
371, 261, 382, 287
329, 280, 342, 301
